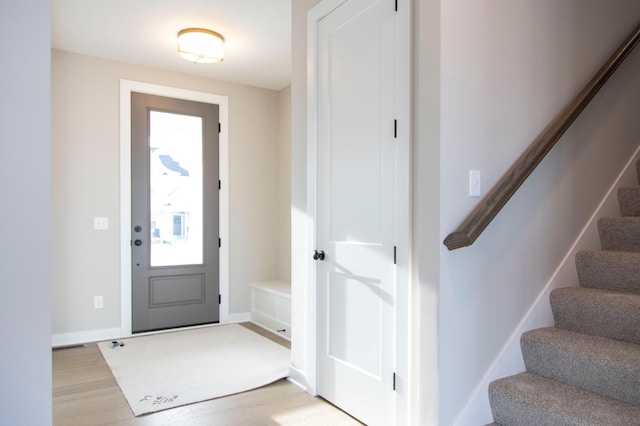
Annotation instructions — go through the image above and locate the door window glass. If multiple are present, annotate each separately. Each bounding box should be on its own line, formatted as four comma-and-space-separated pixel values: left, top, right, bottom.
149, 110, 203, 266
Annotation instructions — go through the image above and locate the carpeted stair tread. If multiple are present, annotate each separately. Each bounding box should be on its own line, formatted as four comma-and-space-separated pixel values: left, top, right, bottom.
598, 216, 640, 251
575, 250, 640, 294
521, 327, 640, 405
489, 372, 640, 426
488, 158, 640, 424
551, 287, 640, 344
618, 186, 640, 216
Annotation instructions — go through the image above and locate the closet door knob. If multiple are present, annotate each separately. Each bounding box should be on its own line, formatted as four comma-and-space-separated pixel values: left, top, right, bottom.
313, 250, 325, 261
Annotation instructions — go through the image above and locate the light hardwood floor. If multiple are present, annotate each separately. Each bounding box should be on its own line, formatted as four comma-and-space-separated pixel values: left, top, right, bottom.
53, 323, 362, 426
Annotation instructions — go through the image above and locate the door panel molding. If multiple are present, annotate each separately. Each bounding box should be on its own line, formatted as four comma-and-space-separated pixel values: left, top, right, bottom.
119, 80, 229, 337
149, 274, 205, 307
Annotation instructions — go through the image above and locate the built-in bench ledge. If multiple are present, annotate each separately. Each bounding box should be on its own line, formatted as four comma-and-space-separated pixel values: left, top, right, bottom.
249, 281, 291, 340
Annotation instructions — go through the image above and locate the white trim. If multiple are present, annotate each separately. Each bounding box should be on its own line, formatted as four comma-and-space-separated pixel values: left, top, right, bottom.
287, 366, 310, 392
226, 312, 251, 323
306, 1, 412, 423
453, 147, 640, 425
52, 328, 122, 347
119, 80, 230, 338
393, 1, 413, 425
305, 1, 326, 396
52, 321, 247, 348
249, 319, 292, 341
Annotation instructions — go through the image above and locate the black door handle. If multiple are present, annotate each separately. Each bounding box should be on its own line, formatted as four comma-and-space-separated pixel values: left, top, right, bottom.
134, 239, 142, 246
313, 250, 325, 261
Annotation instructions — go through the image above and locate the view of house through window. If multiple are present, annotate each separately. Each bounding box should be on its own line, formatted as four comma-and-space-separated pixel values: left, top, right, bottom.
149, 110, 204, 267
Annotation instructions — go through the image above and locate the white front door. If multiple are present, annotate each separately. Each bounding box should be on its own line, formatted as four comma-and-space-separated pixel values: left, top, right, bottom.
314, 0, 398, 424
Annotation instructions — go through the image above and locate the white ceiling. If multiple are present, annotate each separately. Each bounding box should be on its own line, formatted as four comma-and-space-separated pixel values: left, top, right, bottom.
51, 0, 292, 91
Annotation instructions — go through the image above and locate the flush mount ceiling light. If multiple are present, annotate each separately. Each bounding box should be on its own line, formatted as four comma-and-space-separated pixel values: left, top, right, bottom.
177, 28, 224, 63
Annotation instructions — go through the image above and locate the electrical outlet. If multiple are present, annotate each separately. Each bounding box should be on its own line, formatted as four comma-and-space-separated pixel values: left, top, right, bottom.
469, 170, 481, 197
94, 217, 109, 230
94, 296, 104, 309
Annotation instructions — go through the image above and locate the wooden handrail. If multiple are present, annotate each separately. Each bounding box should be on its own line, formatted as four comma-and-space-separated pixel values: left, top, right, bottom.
443, 22, 640, 250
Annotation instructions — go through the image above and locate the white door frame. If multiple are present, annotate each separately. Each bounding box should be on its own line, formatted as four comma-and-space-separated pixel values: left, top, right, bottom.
119, 80, 230, 337
306, 0, 412, 424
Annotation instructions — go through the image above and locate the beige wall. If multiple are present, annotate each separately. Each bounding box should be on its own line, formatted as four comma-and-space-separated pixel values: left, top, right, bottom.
278, 86, 292, 283
52, 49, 290, 335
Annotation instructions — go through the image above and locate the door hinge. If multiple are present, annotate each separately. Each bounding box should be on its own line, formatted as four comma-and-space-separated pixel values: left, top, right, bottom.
218, 179, 221, 190
219, 294, 221, 305
393, 372, 397, 391
218, 238, 221, 248
394, 0, 398, 12
394, 119, 397, 138
394, 246, 397, 265
218, 122, 221, 133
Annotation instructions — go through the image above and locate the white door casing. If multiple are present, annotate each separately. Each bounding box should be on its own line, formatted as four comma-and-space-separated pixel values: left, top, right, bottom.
307, 0, 411, 424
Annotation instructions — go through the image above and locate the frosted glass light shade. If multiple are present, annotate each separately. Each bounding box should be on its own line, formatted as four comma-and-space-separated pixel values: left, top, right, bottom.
177, 28, 224, 63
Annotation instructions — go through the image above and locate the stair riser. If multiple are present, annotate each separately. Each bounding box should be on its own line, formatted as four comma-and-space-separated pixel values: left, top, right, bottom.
551, 288, 640, 345
598, 217, 640, 252
490, 395, 576, 426
576, 251, 640, 294
489, 158, 640, 424
521, 330, 640, 406
618, 187, 640, 216
489, 373, 640, 426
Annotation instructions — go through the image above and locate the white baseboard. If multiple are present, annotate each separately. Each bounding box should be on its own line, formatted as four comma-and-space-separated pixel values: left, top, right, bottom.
52, 313, 250, 348
250, 313, 291, 341
226, 312, 251, 323
288, 365, 312, 394
52, 328, 122, 348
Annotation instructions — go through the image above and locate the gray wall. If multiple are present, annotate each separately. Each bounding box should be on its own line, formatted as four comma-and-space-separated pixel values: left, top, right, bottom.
0, 1, 52, 424
51, 50, 291, 336
413, 1, 442, 423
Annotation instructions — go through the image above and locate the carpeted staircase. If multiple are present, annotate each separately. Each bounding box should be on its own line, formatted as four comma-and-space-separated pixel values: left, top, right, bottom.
487, 160, 640, 425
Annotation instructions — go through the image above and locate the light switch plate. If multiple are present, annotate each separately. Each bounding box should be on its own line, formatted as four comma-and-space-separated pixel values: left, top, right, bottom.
469, 170, 481, 197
